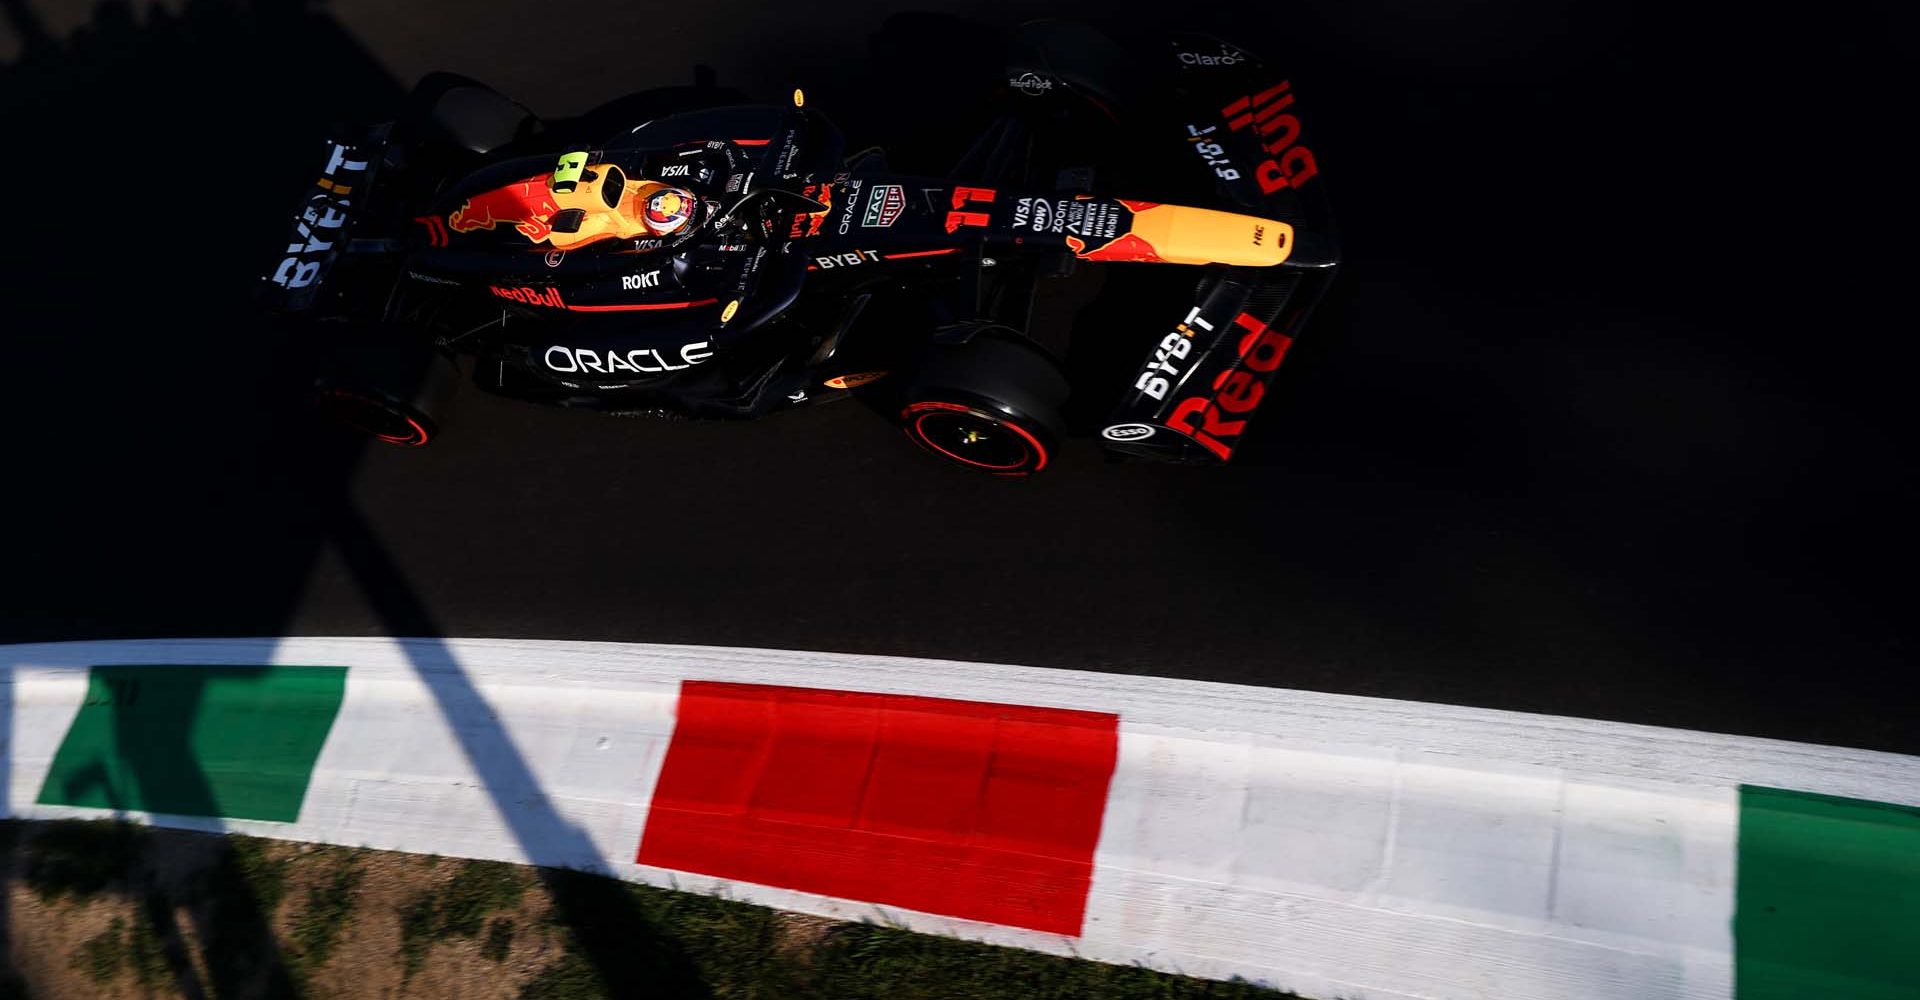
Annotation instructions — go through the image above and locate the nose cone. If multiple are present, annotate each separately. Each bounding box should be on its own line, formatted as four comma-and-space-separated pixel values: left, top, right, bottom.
1135, 205, 1295, 266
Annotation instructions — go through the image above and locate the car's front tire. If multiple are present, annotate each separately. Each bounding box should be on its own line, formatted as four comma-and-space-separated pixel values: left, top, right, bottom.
901, 331, 1068, 477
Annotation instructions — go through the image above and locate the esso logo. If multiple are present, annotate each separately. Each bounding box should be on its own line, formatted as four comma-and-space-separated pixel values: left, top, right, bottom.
1102, 423, 1157, 442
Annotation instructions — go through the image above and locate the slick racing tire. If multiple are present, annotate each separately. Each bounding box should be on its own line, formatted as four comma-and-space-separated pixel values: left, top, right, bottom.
404, 72, 541, 156
1007, 19, 1137, 111
565, 84, 751, 144
313, 339, 460, 448
902, 332, 1069, 478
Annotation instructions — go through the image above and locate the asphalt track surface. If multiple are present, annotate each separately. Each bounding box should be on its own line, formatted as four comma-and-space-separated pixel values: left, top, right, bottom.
0, 1, 1912, 755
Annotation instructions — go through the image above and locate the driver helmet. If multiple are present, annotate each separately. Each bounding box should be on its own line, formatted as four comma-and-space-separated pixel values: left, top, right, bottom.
643, 187, 695, 235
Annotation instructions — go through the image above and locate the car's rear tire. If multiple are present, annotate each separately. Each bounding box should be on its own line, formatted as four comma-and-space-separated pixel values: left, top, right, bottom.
562, 84, 751, 144
313, 337, 460, 447
902, 331, 1068, 477
404, 72, 541, 155
1008, 19, 1138, 111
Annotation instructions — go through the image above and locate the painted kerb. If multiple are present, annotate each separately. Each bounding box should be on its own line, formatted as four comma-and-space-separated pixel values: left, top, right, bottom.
3, 638, 1916, 1000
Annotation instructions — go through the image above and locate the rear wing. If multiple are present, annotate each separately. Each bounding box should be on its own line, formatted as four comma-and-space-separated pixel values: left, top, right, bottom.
260, 130, 388, 312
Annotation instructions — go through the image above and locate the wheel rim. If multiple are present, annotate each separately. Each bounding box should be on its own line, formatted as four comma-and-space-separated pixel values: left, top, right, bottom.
904, 401, 1047, 473
314, 386, 432, 446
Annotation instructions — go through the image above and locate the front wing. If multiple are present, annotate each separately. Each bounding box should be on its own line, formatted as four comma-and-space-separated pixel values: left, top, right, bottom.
1099, 263, 1333, 462
1097, 33, 1341, 463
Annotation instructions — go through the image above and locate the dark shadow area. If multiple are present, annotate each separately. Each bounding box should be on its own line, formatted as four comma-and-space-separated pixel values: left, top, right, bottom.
138, 889, 210, 1000
0, 0, 722, 986
322, 510, 714, 997
0, 0, 402, 987
1, 820, 663, 996
20, 670, 304, 996
0, 668, 12, 998
4, 819, 281, 996
0, 0, 403, 649
46, 667, 309, 820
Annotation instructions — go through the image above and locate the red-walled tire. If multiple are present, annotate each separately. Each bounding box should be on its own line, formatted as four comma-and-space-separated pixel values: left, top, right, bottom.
901, 332, 1068, 478
312, 341, 459, 447
902, 399, 1053, 476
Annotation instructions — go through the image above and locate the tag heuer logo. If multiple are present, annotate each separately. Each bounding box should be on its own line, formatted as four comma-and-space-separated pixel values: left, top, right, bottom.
862, 184, 904, 227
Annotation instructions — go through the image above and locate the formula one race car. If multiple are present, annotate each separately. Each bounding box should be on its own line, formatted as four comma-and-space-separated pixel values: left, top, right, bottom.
262, 19, 1338, 476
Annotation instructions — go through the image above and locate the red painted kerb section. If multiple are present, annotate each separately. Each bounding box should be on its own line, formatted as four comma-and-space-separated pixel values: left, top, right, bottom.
637, 681, 1121, 936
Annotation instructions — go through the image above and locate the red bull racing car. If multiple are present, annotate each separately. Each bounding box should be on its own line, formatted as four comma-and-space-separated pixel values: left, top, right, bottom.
263, 20, 1338, 476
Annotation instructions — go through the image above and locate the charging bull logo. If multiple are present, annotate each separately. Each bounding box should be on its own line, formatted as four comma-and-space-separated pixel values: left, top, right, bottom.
447, 164, 691, 251
448, 176, 560, 242
788, 182, 835, 239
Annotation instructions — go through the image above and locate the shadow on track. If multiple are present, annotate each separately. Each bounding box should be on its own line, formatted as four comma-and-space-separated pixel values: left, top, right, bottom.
0, 663, 13, 997
0, 2, 375, 989
320, 504, 713, 997
0, 0, 396, 980
0, 1, 702, 993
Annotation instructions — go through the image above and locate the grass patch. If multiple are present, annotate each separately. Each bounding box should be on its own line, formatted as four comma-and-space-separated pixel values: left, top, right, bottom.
73, 921, 126, 984
813, 922, 1282, 1000
397, 892, 439, 981
519, 872, 1295, 1000
517, 950, 600, 1000
439, 860, 528, 938
397, 858, 530, 978
69, 912, 170, 990
291, 854, 364, 968
3, 820, 1295, 1000
20, 823, 291, 997
23, 819, 145, 904
200, 836, 301, 998
0, 820, 25, 998
226, 835, 293, 912
482, 917, 515, 962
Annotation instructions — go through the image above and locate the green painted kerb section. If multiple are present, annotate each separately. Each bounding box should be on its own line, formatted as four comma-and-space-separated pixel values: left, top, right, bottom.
35, 665, 348, 823
1736, 785, 1920, 1000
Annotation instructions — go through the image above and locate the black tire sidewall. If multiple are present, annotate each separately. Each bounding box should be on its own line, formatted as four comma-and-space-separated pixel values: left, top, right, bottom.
902, 393, 1054, 476
313, 337, 459, 447
902, 331, 1068, 475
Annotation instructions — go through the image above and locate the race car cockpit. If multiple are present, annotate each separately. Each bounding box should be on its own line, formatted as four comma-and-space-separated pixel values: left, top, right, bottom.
542, 154, 701, 251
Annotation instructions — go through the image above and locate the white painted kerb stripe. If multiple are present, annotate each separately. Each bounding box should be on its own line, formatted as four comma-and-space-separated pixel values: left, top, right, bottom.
4, 638, 1917, 1000
1092, 731, 1737, 1000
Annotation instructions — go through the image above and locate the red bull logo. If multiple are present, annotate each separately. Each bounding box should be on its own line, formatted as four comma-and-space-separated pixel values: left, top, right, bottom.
1079, 232, 1165, 263
788, 183, 835, 239
490, 285, 565, 309
449, 176, 561, 242
1222, 82, 1319, 193
1166, 311, 1293, 460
